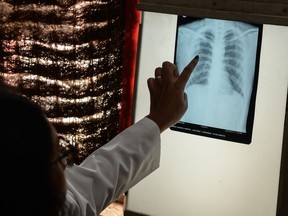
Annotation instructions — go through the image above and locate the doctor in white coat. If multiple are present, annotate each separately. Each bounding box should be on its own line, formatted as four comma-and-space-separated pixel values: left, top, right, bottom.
0, 56, 198, 216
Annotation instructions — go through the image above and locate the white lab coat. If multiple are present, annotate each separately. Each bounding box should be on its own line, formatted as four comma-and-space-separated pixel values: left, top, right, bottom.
61, 117, 161, 216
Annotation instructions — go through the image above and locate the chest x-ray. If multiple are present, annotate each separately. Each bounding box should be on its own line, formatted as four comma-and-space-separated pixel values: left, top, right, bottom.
171, 16, 262, 144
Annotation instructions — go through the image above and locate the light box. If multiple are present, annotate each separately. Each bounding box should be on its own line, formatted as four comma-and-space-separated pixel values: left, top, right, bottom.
170, 15, 263, 144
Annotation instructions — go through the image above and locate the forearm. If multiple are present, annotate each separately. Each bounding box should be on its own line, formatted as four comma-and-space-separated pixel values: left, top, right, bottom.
64, 117, 161, 215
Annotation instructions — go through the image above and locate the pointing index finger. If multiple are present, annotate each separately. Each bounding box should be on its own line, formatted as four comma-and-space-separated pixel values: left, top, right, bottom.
176, 55, 199, 89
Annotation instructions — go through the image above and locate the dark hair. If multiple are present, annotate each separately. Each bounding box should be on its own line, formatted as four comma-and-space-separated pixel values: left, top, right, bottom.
0, 88, 56, 216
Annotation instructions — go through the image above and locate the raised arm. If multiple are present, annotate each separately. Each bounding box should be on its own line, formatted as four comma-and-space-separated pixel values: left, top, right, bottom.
63, 56, 199, 216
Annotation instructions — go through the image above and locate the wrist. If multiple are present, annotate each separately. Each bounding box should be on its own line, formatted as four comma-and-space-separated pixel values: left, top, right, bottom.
146, 114, 170, 133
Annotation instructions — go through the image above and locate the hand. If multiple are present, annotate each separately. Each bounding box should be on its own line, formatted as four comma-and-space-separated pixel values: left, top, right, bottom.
146, 56, 199, 132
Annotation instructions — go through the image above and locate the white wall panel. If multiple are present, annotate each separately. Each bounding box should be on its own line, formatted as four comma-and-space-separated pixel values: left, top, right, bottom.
125, 12, 288, 216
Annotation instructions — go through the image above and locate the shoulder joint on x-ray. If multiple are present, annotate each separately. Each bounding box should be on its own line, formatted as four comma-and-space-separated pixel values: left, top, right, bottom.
228, 29, 258, 42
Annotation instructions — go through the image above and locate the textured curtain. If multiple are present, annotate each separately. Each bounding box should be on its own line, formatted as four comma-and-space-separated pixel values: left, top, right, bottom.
0, 0, 137, 164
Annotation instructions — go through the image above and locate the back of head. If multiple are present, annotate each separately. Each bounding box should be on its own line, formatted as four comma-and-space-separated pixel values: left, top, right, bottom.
0, 84, 56, 216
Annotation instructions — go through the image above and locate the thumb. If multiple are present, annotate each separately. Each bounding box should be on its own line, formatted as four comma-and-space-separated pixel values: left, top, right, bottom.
176, 55, 199, 89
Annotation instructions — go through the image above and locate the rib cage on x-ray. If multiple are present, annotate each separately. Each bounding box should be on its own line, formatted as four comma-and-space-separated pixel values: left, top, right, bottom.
176, 18, 259, 132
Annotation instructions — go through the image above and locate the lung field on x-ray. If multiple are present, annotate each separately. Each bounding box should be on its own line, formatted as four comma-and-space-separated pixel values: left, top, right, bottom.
176, 18, 259, 133
223, 30, 245, 97
187, 29, 214, 86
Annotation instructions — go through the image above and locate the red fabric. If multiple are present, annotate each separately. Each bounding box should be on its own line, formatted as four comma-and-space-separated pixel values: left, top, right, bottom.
119, 0, 141, 132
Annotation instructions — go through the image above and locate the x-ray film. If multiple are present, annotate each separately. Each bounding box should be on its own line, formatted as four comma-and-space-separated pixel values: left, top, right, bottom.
170, 16, 263, 144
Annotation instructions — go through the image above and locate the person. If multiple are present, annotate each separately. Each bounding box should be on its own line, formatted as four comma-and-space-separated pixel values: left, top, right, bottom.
0, 55, 199, 216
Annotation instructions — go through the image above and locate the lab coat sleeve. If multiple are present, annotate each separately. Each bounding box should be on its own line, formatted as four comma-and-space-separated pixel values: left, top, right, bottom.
63, 117, 161, 216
